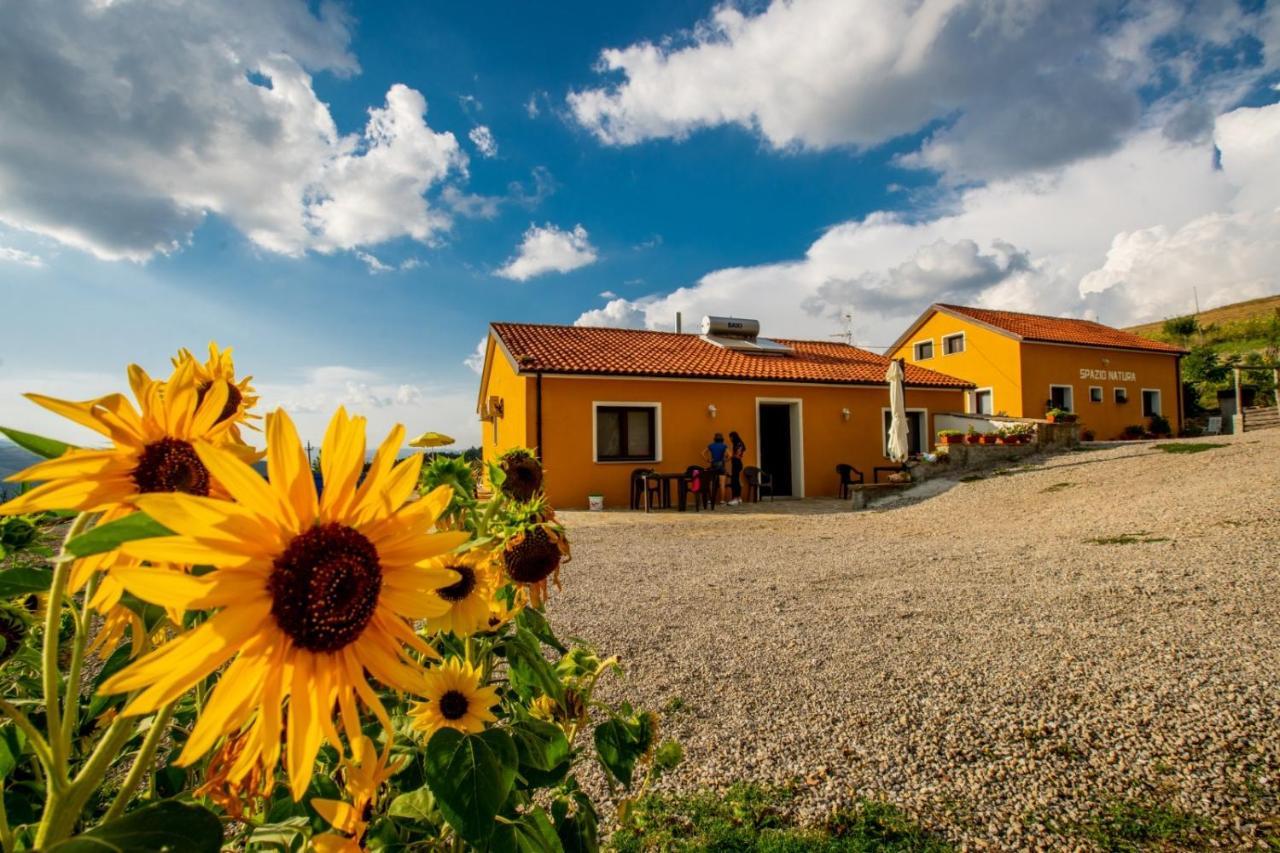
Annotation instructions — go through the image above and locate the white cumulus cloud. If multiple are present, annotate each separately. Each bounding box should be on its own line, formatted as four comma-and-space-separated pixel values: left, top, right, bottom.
568, 0, 1276, 180
0, 0, 467, 261
0, 247, 44, 268
496, 223, 598, 281
468, 125, 498, 158
576, 101, 1280, 343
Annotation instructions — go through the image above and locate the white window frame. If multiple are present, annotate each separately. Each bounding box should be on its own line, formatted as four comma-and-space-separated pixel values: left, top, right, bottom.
880, 407, 930, 458
970, 387, 994, 415
941, 332, 966, 356
754, 397, 805, 498
1088, 385, 1103, 404
1049, 384, 1074, 413
1140, 388, 1162, 417
1114, 387, 1129, 404
911, 339, 935, 361
591, 401, 662, 464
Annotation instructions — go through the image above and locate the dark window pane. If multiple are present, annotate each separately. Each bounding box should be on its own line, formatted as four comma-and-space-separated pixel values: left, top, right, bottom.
597, 411, 621, 458
944, 335, 964, 354
975, 390, 992, 415
626, 410, 652, 456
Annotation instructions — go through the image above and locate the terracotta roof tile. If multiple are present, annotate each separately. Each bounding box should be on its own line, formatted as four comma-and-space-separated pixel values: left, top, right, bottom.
491, 323, 972, 388
937, 304, 1187, 354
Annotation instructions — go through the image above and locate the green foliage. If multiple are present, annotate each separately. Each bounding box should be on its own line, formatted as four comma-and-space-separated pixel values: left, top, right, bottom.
1086, 531, 1170, 545
611, 784, 951, 853
47, 800, 223, 852
594, 707, 657, 788
424, 728, 518, 845
65, 513, 173, 558
420, 454, 479, 521
0, 426, 76, 461
1161, 315, 1198, 342
1147, 414, 1172, 436
1079, 798, 1207, 852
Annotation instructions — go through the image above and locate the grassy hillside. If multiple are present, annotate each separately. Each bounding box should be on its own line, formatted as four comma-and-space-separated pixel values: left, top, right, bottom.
1126, 293, 1280, 354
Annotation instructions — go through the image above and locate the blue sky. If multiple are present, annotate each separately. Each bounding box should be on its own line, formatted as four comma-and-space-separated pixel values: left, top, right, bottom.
1, 0, 1278, 447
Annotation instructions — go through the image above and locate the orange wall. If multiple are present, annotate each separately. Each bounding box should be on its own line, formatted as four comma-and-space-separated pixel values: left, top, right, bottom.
515, 375, 965, 509
479, 341, 533, 465
1016, 342, 1181, 438
891, 312, 1025, 415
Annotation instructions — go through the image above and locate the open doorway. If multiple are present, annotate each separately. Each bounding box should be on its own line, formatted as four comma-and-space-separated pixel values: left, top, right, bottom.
756, 399, 803, 497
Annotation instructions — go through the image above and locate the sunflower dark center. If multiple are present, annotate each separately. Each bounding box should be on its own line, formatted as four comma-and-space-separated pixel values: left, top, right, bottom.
268, 523, 382, 653
196, 381, 244, 425
500, 454, 542, 501
436, 564, 476, 603
132, 438, 211, 496
438, 690, 469, 720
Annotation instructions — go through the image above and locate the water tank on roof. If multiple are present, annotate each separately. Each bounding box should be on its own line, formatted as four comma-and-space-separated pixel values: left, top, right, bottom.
701, 316, 760, 338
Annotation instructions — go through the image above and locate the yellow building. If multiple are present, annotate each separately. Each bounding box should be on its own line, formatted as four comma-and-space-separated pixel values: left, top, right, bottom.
476, 320, 970, 509
889, 304, 1187, 439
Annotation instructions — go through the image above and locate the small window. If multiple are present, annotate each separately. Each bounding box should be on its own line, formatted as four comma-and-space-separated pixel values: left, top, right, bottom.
595, 406, 657, 462
1049, 385, 1074, 413
913, 340, 934, 360
1114, 387, 1128, 404
942, 333, 965, 355
1089, 386, 1103, 404
973, 389, 993, 415
1141, 390, 1161, 417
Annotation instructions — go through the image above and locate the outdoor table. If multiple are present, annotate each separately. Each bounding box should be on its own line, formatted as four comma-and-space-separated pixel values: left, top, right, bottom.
643, 472, 686, 511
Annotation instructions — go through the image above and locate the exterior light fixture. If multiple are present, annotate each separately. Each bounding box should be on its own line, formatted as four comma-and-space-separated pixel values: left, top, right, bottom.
841, 408, 851, 421
708, 404, 718, 418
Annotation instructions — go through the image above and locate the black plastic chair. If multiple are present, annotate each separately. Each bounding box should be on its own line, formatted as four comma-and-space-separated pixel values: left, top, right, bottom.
836, 463, 865, 499
629, 468, 659, 510
743, 466, 773, 502
679, 465, 718, 511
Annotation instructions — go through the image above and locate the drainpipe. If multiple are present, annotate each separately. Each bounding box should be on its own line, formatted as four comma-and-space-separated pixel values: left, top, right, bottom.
535, 373, 543, 460
1174, 354, 1184, 435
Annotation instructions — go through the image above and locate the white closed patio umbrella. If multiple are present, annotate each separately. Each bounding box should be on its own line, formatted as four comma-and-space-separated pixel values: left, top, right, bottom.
885, 358, 910, 464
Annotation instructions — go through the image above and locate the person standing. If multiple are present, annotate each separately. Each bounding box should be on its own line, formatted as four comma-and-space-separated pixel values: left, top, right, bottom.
702, 432, 728, 504
727, 430, 746, 505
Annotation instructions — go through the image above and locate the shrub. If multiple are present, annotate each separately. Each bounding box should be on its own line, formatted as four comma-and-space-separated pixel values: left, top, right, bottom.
1148, 414, 1172, 436
1121, 424, 1146, 438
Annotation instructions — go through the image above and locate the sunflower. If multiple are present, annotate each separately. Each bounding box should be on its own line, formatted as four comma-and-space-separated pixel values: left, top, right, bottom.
485, 587, 525, 633
411, 657, 500, 736
100, 408, 467, 799
499, 500, 570, 607
172, 342, 259, 440
0, 358, 255, 609
423, 549, 499, 637
311, 735, 404, 852
497, 448, 543, 502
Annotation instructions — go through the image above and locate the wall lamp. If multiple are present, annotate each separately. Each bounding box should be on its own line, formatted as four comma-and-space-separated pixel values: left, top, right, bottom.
841, 407, 851, 421
707, 404, 718, 419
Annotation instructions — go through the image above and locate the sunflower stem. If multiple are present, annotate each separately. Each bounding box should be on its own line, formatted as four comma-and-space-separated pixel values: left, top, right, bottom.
103, 701, 174, 822
60, 573, 97, 751
35, 711, 137, 846
43, 511, 93, 785
0, 699, 55, 779
0, 782, 12, 853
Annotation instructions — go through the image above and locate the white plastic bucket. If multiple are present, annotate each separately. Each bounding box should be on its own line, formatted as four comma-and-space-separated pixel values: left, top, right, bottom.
588, 494, 604, 512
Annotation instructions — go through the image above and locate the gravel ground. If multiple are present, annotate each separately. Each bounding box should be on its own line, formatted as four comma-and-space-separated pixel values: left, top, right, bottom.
546, 431, 1280, 849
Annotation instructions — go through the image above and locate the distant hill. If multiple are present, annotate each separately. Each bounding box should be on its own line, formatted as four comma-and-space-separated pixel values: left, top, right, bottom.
0, 440, 42, 497
1126, 293, 1280, 340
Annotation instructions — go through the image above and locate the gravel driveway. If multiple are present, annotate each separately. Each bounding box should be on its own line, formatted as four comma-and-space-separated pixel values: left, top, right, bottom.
547, 431, 1280, 849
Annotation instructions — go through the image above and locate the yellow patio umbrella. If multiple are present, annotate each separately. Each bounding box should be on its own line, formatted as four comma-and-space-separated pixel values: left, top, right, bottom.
409, 431, 455, 449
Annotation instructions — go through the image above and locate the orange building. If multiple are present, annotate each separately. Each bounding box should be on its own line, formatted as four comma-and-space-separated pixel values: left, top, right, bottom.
476, 320, 970, 509
889, 304, 1187, 439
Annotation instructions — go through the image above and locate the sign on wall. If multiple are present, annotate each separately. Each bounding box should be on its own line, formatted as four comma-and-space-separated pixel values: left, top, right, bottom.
1079, 368, 1136, 382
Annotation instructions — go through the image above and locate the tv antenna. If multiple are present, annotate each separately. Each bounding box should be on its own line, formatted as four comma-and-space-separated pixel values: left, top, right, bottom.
829, 310, 854, 346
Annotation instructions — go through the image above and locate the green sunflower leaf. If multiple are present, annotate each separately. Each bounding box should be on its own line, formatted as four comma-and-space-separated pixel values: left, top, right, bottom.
0, 566, 53, 597
511, 718, 571, 788
424, 728, 517, 845
0, 426, 76, 461
66, 513, 173, 558
47, 799, 223, 852
502, 628, 565, 703
593, 710, 657, 789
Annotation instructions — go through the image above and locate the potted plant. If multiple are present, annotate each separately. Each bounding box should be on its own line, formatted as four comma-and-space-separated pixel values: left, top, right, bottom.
964, 425, 981, 444
1045, 407, 1077, 424
1081, 428, 1096, 442
937, 429, 964, 445
978, 432, 999, 445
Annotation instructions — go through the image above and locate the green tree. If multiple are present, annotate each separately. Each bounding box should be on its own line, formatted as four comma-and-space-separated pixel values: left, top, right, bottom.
1162, 315, 1198, 344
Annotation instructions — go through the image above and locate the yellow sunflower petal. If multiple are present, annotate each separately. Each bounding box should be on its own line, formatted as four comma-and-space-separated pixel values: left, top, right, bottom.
266, 410, 315, 530
121, 537, 258, 570
312, 799, 361, 835
287, 653, 326, 800
112, 564, 266, 609
177, 647, 271, 763
319, 408, 366, 522
23, 392, 113, 438
194, 443, 283, 525
5, 450, 123, 482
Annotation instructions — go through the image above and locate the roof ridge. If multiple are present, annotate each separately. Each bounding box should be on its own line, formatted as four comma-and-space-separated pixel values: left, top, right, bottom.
938, 303, 1109, 326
